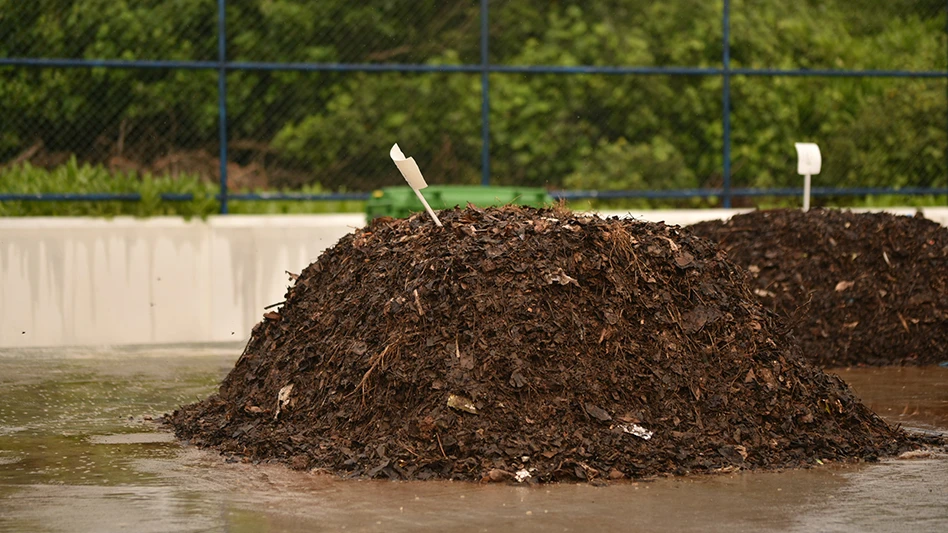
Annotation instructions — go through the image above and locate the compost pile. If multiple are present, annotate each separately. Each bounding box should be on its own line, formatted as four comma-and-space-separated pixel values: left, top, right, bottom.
689, 209, 948, 367
171, 206, 921, 482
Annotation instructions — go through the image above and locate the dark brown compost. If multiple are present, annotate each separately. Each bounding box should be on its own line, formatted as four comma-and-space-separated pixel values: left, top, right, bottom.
170, 206, 927, 482
689, 209, 948, 367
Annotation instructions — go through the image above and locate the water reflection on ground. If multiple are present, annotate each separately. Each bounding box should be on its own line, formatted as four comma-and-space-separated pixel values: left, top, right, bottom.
0, 346, 945, 533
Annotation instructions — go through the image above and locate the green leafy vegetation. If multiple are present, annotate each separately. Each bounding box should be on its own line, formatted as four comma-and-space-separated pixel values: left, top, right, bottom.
0, 160, 364, 217
1, 0, 946, 215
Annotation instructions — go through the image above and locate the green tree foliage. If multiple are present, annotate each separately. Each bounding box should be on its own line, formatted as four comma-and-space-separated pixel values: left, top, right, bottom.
0, 0, 945, 197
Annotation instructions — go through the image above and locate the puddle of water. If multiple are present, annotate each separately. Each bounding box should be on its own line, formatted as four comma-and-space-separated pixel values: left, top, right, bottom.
0, 346, 945, 533
830, 366, 948, 433
88, 433, 177, 445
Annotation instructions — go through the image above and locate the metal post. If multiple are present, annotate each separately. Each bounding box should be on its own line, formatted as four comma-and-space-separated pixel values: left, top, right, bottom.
217, 0, 229, 214
802, 174, 811, 212
480, 0, 491, 186
722, 0, 732, 208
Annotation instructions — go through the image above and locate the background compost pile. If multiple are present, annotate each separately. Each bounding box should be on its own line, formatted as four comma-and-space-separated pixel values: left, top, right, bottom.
171, 206, 920, 482
689, 209, 948, 367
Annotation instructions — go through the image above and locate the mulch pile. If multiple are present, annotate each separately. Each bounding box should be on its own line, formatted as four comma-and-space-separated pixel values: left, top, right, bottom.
689, 209, 948, 367
170, 205, 929, 483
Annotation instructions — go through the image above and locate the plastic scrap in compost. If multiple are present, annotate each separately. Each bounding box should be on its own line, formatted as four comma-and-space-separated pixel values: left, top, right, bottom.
617, 423, 653, 440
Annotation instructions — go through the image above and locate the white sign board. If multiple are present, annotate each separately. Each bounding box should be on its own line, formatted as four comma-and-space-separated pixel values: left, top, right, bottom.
794, 143, 822, 175
390, 143, 429, 190
390, 143, 442, 227
794, 142, 821, 212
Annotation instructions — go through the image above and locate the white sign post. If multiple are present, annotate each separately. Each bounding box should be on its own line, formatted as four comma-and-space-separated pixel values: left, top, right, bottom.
390, 143, 443, 227
794, 142, 822, 212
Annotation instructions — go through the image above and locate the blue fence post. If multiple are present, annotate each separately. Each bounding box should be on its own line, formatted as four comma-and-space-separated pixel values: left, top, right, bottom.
722, 0, 732, 208
217, 0, 230, 214
480, 0, 491, 187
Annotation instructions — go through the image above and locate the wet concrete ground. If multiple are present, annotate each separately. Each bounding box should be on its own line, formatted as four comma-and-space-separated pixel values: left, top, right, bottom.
1, 345, 946, 533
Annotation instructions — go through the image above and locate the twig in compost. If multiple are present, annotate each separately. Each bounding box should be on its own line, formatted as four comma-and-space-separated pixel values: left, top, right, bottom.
353, 344, 394, 403
897, 313, 910, 333
264, 301, 285, 310
436, 433, 447, 458
401, 444, 421, 458
413, 289, 425, 316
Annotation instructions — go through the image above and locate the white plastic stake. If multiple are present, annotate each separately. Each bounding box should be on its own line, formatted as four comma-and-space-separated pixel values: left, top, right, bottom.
390, 143, 442, 227
794, 142, 822, 212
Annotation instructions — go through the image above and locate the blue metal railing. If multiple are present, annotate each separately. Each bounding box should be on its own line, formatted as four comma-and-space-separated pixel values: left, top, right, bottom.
1, 0, 947, 212
216, 0, 230, 214
479, 0, 491, 188
721, 0, 733, 207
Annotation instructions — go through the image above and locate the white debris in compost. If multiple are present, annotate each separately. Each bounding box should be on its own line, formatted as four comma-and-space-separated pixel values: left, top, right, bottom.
275, 383, 294, 420
447, 394, 478, 414
618, 423, 653, 440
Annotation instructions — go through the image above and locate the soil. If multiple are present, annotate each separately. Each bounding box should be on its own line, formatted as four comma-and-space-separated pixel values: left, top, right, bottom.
689, 209, 948, 368
169, 206, 933, 483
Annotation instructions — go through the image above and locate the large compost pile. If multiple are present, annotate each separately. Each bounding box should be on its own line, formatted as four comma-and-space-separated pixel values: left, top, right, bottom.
171, 206, 921, 482
689, 209, 948, 367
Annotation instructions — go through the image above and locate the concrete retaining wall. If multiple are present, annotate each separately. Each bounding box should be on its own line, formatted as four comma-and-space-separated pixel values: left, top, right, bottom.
1, 215, 362, 348
2, 207, 945, 348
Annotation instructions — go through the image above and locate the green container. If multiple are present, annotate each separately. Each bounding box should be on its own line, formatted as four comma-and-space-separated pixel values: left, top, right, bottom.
366, 185, 553, 220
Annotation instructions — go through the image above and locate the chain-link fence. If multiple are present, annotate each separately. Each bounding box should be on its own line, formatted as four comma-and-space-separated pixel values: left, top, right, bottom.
1, 0, 947, 213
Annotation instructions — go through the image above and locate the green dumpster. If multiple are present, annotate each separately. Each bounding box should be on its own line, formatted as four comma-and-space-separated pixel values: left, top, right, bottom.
366, 185, 553, 220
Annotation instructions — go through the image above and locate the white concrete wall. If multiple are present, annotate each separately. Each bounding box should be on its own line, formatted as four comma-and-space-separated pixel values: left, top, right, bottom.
2, 208, 946, 348
1, 215, 363, 348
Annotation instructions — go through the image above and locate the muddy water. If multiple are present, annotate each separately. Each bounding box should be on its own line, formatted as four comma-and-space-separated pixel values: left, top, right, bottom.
1, 346, 946, 533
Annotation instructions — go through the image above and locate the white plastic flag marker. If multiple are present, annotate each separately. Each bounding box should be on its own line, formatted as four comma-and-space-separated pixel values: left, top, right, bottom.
794, 142, 822, 212
390, 143, 443, 227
